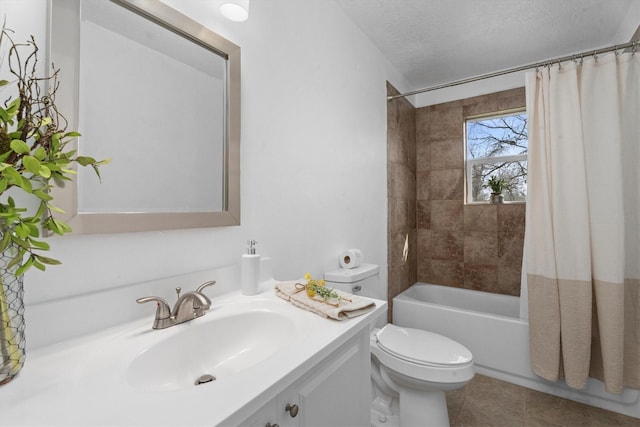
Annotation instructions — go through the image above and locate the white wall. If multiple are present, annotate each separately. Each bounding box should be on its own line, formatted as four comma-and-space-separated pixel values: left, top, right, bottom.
0, 0, 407, 311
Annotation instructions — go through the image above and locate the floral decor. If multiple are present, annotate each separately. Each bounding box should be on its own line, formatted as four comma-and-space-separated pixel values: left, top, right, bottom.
0, 28, 109, 274
0, 27, 108, 385
298, 273, 352, 307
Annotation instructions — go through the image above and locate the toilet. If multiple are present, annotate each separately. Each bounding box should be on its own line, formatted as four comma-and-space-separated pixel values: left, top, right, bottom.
324, 264, 474, 427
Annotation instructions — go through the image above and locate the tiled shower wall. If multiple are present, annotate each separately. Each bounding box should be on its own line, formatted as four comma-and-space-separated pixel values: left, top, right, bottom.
387, 83, 417, 320
387, 84, 527, 314
415, 88, 526, 296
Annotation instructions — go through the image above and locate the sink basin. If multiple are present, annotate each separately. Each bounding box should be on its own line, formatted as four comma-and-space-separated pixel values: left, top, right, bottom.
127, 309, 296, 392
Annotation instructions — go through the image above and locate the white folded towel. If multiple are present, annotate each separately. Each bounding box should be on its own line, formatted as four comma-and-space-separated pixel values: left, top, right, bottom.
275, 280, 375, 320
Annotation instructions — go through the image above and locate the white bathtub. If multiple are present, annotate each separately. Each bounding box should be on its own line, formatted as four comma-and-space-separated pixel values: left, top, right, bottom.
392, 283, 640, 419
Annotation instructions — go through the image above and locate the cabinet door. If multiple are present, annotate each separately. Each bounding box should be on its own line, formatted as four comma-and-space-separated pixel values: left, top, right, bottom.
295, 333, 370, 427
275, 387, 301, 427
241, 399, 279, 427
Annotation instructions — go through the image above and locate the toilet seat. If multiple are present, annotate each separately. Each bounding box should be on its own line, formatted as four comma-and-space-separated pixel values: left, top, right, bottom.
375, 324, 472, 368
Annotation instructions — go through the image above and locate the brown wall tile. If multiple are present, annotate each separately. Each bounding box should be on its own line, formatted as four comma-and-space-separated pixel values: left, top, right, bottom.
387, 83, 417, 318
416, 171, 430, 200
431, 230, 464, 261
417, 142, 430, 172
464, 205, 498, 232
497, 266, 522, 296
431, 138, 464, 170
431, 260, 464, 287
498, 232, 524, 269
431, 200, 463, 231
464, 264, 499, 291
464, 231, 498, 264
417, 200, 431, 229
430, 169, 464, 200
414, 87, 526, 297
429, 105, 463, 141
417, 229, 432, 260
498, 204, 526, 235
416, 106, 431, 142
390, 84, 526, 301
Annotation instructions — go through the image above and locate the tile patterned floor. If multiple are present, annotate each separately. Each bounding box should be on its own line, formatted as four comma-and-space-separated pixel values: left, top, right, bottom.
445, 374, 639, 427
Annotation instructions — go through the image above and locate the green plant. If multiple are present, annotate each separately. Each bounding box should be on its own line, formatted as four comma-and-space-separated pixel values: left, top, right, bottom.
486, 175, 506, 194
0, 28, 108, 275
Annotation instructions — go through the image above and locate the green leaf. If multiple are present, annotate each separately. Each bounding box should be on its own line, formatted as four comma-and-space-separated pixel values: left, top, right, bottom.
33, 259, 46, 271
26, 223, 40, 237
22, 155, 41, 174
7, 251, 25, 270
54, 219, 72, 234
34, 201, 46, 219
47, 203, 66, 214
39, 164, 51, 178
63, 131, 81, 138
15, 257, 33, 276
0, 80, 9, 87
18, 176, 32, 194
91, 164, 102, 181
28, 239, 50, 251
76, 156, 97, 166
47, 218, 72, 236
34, 189, 53, 202
0, 178, 8, 193
34, 254, 61, 266
0, 232, 11, 252
33, 147, 46, 161
10, 235, 30, 250
15, 223, 31, 239
2, 166, 22, 185
10, 139, 30, 154
6, 97, 20, 114
51, 133, 60, 151
44, 218, 61, 235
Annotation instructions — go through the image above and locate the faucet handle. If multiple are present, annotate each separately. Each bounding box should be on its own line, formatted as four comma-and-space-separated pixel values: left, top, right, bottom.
196, 280, 216, 293
136, 296, 171, 318
136, 296, 175, 329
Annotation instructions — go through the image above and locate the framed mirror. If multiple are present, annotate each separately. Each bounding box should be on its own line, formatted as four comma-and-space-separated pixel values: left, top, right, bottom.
49, 0, 240, 234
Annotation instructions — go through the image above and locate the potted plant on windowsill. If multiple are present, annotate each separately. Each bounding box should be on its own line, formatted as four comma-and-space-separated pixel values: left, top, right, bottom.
0, 28, 108, 385
486, 176, 506, 204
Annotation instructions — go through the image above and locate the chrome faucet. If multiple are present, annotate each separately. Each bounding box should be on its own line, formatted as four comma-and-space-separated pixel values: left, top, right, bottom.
136, 280, 216, 329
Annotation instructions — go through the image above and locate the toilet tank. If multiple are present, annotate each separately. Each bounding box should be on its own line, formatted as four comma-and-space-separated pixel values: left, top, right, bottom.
324, 264, 379, 298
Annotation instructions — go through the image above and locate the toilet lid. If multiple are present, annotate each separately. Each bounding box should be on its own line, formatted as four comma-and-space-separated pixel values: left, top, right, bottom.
376, 324, 473, 367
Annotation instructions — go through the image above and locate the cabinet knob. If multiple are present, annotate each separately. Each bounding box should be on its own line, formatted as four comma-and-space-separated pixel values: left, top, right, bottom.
285, 403, 299, 418
265, 423, 279, 427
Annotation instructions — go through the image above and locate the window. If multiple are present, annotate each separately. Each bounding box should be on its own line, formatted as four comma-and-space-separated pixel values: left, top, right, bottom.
465, 110, 528, 203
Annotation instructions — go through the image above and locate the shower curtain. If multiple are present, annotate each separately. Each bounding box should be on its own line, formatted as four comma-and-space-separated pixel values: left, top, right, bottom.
524, 51, 639, 394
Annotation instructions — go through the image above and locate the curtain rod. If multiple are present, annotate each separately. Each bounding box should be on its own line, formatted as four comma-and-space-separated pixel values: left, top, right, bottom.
387, 40, 638, 101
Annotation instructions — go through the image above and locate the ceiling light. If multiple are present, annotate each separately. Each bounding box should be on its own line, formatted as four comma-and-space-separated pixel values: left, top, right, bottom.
220, 0, 249, 22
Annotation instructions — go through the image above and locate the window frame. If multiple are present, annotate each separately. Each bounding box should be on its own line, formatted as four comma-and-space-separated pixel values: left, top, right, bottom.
464, 108, 528, 204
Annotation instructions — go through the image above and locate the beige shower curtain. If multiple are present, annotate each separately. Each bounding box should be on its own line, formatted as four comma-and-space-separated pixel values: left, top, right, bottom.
524, 51, 639, 394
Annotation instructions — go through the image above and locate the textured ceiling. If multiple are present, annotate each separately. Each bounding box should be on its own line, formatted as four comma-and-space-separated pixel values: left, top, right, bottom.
335, 0, 638, 91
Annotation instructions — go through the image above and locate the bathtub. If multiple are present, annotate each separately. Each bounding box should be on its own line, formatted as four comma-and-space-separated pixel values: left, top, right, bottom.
392, 283, 640, 419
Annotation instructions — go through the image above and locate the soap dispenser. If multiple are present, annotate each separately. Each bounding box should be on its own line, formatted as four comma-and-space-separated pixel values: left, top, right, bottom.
241, 239, 260, 295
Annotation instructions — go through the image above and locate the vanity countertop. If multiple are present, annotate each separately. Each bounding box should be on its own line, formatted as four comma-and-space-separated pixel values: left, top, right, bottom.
0, 285, 386, 426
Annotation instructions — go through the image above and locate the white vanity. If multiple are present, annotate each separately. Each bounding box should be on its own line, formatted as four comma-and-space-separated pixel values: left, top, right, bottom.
0, 264, 386, 426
